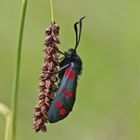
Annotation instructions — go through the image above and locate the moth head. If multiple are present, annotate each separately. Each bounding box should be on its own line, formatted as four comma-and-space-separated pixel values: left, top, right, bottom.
64, 48, 76, 59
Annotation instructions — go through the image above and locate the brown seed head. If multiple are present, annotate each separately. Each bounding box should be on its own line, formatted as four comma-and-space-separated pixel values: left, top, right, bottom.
33, 21, 60, 132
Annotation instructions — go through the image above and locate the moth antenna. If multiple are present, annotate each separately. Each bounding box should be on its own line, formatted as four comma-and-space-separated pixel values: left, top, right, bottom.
74, 22, 79, 49
74, 16, 85, 50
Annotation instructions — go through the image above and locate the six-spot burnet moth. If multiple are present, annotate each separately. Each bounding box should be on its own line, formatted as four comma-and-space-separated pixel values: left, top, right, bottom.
48, 17, 85, 123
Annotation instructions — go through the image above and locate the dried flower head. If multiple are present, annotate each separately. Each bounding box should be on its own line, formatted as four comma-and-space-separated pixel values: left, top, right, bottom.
33, 21, 60, 132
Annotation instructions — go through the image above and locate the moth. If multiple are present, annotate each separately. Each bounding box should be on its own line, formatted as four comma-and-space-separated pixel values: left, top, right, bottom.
48, 17, 85, 123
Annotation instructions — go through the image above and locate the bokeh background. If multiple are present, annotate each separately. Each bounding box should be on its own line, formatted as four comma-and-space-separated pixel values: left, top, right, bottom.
0, 0, 140, 140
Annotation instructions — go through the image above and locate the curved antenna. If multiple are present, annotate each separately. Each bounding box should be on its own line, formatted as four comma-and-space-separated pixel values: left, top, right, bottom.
78, 17, 85, 45
74, 22, 79, 48
74, 16, 85, 50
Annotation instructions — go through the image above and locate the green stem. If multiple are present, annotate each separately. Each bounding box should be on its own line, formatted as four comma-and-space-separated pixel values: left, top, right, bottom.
50, 0, 54, 22
0, 103, 11, 140
11, 0, 28, 140
5, 115, 12, 140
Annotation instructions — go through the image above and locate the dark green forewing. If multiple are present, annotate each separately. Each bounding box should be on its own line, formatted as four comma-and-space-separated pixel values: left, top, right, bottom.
48, 63, 78, 123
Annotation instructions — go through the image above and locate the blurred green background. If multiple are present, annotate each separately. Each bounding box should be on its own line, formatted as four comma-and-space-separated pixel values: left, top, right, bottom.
0, 0, 140, 140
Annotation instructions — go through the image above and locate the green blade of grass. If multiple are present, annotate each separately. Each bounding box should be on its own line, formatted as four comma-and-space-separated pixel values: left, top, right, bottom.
11, 0, 28, 140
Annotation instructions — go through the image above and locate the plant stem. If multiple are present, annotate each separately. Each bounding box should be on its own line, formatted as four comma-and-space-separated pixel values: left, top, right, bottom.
0, 103, 11, 140
5, 115, 12, 140
11, 0, 28, 140
50, 0, 54, 22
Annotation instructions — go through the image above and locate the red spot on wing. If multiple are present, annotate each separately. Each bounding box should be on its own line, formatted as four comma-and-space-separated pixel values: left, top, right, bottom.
69, 70, 75, 80
65, 91, 73, 97
59, 108, 66, 116
61, 87, 67, 94
55, 101, 62, 108
64, 67, 75, 80
64, 67, 71, 78
61, 87, 73, 97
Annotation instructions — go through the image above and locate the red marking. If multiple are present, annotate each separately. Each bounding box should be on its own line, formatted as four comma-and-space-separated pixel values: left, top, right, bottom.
69, 70, 75, 80
64, 67, 71, 78
66, 91, 73, 97
61, 87, 67, 94
59, 108, 66, 116
64, 67, 75, 80
61, 87, 73, 97
55, 102, 62, 108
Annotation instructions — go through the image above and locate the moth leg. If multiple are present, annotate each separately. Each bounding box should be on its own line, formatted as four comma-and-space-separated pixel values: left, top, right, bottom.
54, 56, 64, 61
58, 57, 64, 61
46, 64, 69, 74
55, 48, 65, 55
58, 64, 69, 72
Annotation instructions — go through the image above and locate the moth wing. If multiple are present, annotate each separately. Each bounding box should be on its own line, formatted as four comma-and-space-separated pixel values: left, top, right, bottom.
48, 64, 78, 123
